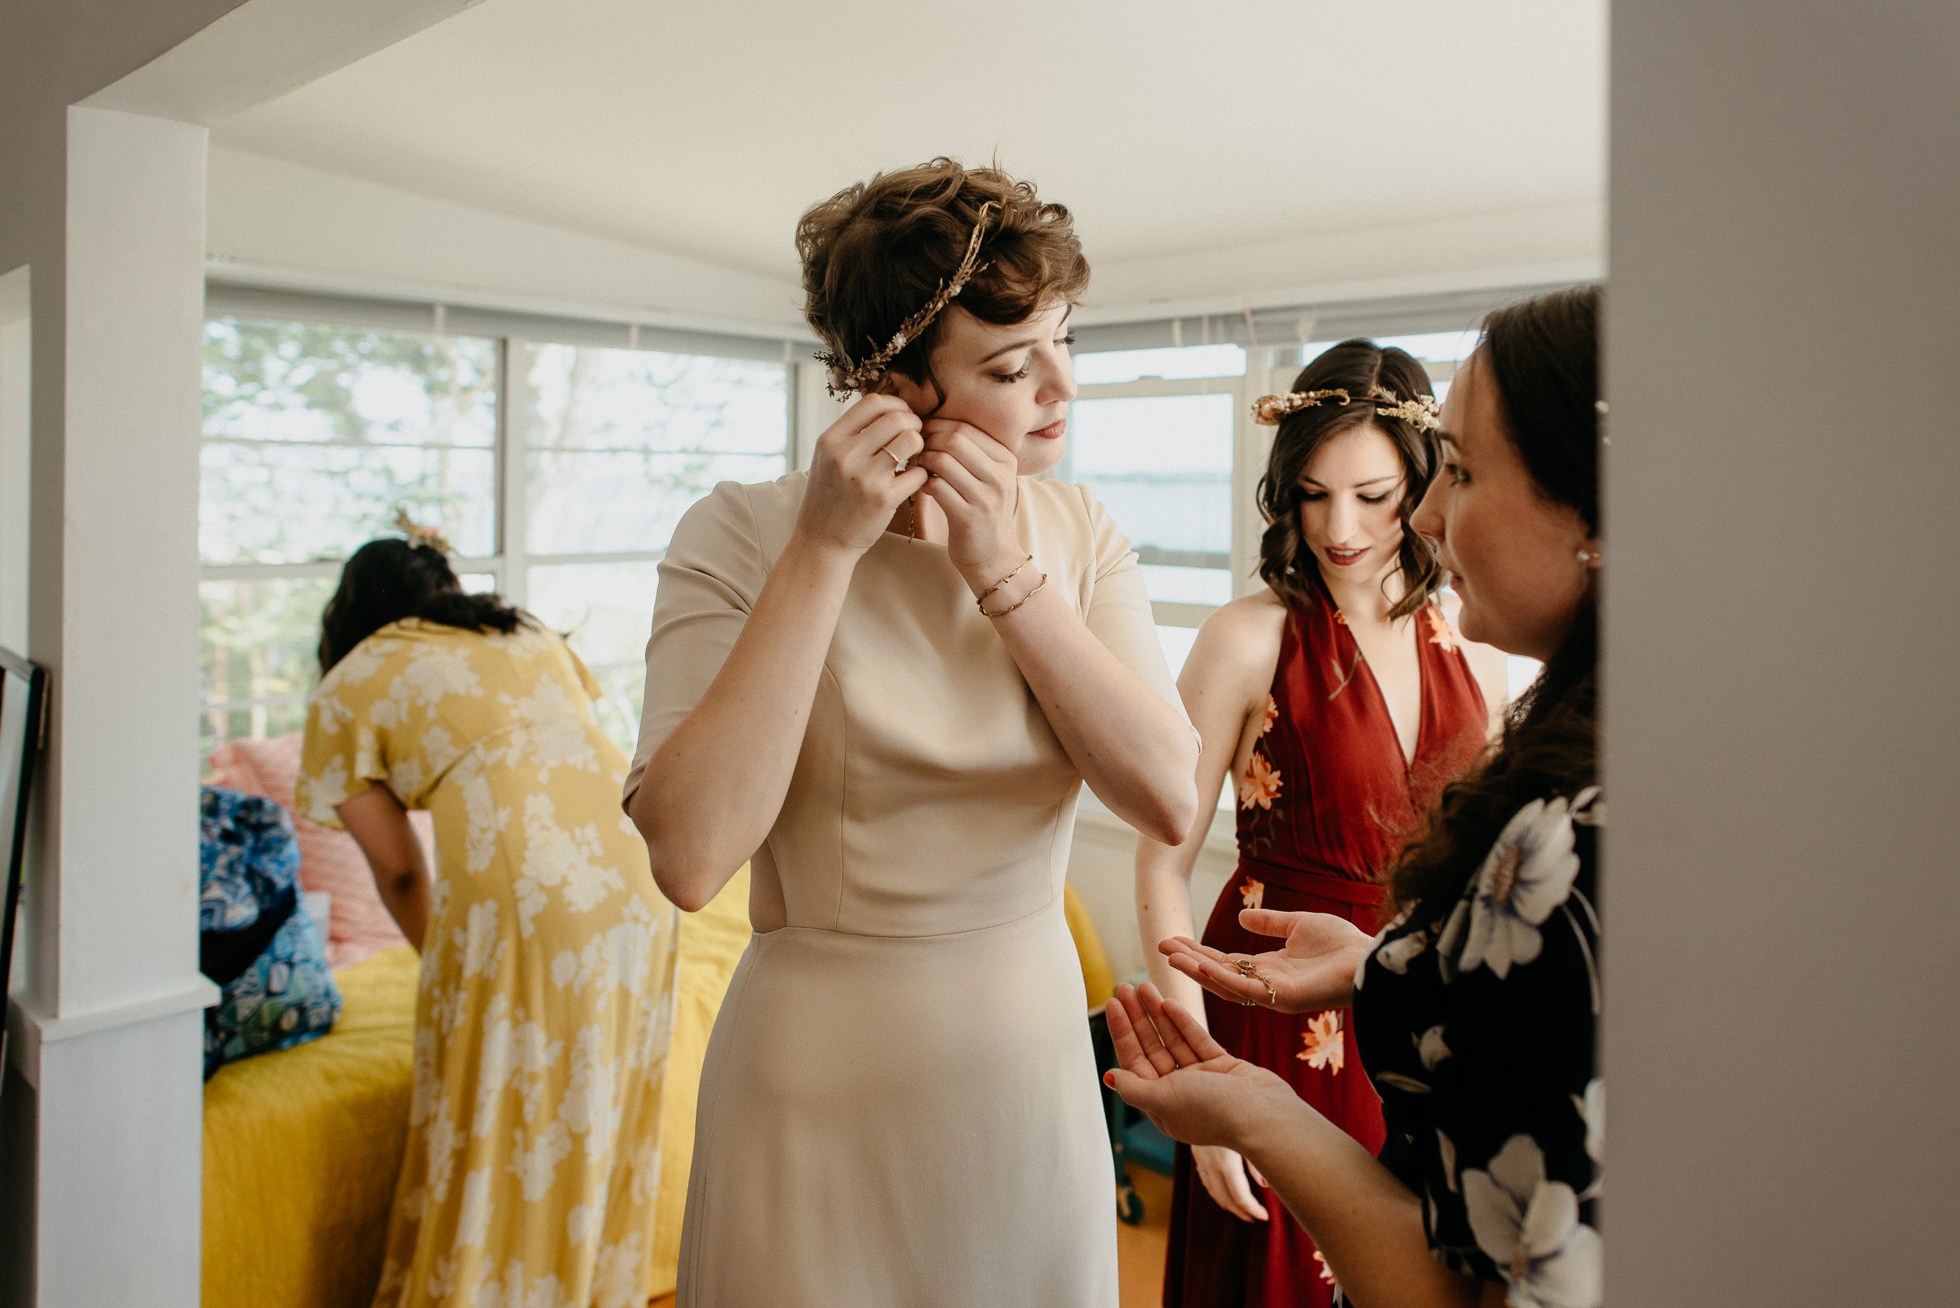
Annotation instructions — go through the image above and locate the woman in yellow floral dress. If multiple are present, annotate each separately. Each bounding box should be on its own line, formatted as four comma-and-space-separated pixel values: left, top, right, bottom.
299, 536, 678, 1308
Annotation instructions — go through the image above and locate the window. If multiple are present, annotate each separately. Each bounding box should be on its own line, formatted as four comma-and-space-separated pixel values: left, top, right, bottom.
199, 310, 791, 757
1056, 345, 1249, 683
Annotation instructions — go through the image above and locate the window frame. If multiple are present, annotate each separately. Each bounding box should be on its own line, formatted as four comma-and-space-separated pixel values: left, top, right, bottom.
197, 291, 803, 751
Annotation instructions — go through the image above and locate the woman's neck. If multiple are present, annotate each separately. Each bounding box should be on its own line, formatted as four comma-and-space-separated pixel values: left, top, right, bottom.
1320, 562, 1410, 628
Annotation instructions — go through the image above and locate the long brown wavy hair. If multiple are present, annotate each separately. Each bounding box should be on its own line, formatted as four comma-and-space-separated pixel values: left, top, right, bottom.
1387, 285, 1603, 917
1256, 340, 1444, 621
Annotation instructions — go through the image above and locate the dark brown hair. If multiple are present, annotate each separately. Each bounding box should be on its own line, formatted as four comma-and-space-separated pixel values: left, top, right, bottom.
1388, 285, 1603, 914
1256, 340, 1444, 621
796, 158, 1090, 402
318, 538, 528, 674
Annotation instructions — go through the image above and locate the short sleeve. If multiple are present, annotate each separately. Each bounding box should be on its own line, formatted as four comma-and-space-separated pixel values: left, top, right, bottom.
296, 645, 398, 829
623, 481, 771, 803
561, 641, 605, 701
1076, 484, 1184, 719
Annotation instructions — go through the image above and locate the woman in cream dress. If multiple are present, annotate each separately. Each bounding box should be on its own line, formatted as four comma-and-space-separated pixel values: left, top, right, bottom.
624, 160, 1200, 1306
299, 537, 678, 1308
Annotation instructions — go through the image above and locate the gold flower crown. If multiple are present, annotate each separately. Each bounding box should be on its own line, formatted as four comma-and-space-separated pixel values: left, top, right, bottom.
393, 506, 455, 555
1250, 385, 1441, 433
814, 201, 1000, 397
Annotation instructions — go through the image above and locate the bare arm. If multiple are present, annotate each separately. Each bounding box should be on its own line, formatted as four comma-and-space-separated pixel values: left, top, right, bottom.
628, 395, 929, 911
1107, 985, 1500, 1308
919, 421, 1199, 843
337, 784, 431, 951
1135, 597, 1281, 1015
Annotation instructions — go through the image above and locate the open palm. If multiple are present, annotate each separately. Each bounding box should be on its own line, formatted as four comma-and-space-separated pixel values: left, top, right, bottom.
1159, 908, 1375, 1014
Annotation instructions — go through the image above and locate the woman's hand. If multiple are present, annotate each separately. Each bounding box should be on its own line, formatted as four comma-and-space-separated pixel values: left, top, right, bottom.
1160, 908, 1376, 1015
1102, 982, 1297, 1151
1193, 1145, 1271, 1223
915, 418, 1025, 583
795, 393, 931, 557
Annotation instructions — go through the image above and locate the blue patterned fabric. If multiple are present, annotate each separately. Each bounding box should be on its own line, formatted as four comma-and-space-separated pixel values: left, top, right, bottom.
200, 785, 340, 1079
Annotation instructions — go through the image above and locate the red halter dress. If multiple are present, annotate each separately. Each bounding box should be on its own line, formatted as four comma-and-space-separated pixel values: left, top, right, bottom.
1164, 586, 1488, 1308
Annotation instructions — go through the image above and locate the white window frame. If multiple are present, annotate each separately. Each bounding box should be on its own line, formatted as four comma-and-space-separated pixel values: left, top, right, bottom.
197, 287, 806, 747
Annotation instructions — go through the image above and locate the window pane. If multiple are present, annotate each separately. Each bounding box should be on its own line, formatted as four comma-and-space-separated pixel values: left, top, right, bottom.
520, 344, 787, 454
517, 344, 789, 556
1065, 394, 1234, 607
526, 561, 662, 755
201, 440, 495, 564
200, 576, 334, 754
1073, 344, 1245, 385
525, 451, 786, 556
201, 317, 499, 565
204, 318, 496, 447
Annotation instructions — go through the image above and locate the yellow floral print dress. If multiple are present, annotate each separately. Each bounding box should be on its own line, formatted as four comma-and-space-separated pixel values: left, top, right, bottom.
298, 618, 678, 1308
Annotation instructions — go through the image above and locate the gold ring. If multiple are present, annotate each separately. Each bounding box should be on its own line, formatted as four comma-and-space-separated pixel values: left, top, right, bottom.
882, 445, 907, 472
1236, 958, 1278, 1006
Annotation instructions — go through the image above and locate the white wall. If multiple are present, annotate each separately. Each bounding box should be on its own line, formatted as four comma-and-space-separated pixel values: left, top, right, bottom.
1606, 3, 1960, 1304
0, 4, 481, 1304
206, 146, 808, 338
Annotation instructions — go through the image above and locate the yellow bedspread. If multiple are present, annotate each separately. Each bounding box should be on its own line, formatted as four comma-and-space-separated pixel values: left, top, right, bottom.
203, 944, 419, 1308
203, 869, 1111, 1307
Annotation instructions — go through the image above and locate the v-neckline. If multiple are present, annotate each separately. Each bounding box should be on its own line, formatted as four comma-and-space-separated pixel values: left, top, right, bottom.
1337, 600, 1428, 775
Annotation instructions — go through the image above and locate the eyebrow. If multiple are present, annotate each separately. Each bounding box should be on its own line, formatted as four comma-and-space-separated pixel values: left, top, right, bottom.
976, 317, 1071, 366
977, 337, 1041, 366
1301, 474, 1402, 489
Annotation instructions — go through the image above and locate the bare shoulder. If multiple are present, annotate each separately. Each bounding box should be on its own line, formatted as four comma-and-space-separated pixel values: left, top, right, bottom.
1181, 589, 1286, 702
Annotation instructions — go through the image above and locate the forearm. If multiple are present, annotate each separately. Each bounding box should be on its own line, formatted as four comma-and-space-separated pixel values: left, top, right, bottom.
982, 576, 1198, 843
1135, 841, 1213, 1022
372, 863, 430, 951
1233, 1096, 1484, 1308
630, 534, 856, 910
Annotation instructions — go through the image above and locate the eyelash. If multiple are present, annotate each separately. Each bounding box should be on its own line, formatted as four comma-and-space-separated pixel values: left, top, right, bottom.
1301, 491, 1394, 504
992, 333, 1076, 384
1444, 461, 1469, 484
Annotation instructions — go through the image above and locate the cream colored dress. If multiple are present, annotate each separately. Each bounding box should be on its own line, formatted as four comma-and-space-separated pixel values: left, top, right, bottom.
299, 619, 679, 1308
626, 473, 1175, 1307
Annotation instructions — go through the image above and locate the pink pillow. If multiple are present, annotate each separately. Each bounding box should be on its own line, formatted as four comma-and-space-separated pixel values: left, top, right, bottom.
207, 733, 434, 970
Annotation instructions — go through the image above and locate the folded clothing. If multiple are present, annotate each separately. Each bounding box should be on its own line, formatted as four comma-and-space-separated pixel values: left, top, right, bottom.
201, 786, 341, 1079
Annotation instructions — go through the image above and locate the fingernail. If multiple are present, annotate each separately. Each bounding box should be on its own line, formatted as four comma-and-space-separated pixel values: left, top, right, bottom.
1103, 1071, 1115, 1086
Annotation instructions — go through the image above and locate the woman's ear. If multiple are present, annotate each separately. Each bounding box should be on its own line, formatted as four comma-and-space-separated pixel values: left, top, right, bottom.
878, 369, 939, 418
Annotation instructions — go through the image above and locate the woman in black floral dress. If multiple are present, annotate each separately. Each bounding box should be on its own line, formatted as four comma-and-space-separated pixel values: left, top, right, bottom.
1103, 285, 1604, 1308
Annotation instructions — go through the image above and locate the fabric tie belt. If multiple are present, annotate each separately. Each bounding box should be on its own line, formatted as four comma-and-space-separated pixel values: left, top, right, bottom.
1237, 855, 1387, 908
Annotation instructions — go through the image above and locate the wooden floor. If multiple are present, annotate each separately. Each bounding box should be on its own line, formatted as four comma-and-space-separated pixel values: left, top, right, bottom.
649, 1164, 1173, 1308
1118, 1164, 1175, 1308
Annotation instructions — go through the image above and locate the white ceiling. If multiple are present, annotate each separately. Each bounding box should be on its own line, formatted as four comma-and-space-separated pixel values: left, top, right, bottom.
212, 0, 1606, 307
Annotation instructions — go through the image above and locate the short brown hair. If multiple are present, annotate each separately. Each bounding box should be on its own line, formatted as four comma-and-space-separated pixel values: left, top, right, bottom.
796, 158, 1090, 396
1255, 340, 1444, 621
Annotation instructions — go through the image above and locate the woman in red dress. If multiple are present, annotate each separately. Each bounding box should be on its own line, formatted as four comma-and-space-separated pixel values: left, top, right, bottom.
1135, 340, 1508, 1307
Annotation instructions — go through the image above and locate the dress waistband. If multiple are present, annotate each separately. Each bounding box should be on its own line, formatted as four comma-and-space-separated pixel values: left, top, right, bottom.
1236, 855, 1387, 908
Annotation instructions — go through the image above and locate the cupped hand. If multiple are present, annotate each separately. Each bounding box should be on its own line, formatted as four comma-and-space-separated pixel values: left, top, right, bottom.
1193, 1144, 1270, 1223
914, 418, 1023, 581
794, 394, 930, 557
1159, 908, 1375, 1015
1101, 982, 1294, 1153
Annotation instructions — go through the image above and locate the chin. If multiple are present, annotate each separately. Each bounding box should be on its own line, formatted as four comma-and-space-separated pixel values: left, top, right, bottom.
1018, 445, 1066, 479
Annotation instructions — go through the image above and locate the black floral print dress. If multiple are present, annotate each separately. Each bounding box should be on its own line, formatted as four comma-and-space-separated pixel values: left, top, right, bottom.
1351, 787, 1604, 1308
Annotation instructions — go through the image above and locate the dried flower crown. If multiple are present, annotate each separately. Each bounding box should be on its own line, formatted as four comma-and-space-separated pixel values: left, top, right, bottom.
814, 201, 1000, 397
1251, 385, 1441, 433
394, 506, 455, 555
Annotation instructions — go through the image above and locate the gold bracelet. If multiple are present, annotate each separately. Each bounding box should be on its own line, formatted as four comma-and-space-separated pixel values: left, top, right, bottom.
979, 570, 1047, 618
974, 554, 1034, 607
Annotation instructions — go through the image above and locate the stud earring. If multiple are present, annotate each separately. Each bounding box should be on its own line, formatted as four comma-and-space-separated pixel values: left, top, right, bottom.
1576, 548, 1600, 565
